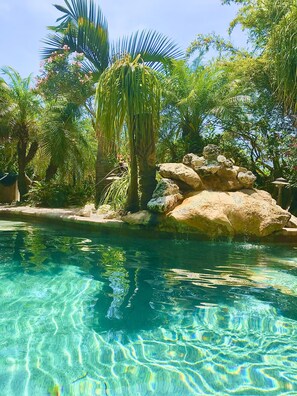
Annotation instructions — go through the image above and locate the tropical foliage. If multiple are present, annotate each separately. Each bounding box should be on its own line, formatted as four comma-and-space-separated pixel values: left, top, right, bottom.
0, 67, 41, 200
0, 0, 296, 212
42, 0, 181, 206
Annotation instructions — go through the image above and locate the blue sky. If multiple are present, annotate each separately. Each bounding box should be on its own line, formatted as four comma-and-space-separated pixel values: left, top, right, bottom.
0, 0, 246, 78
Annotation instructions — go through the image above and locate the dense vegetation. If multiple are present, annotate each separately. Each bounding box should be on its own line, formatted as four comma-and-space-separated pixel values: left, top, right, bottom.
0, 0, 296, 210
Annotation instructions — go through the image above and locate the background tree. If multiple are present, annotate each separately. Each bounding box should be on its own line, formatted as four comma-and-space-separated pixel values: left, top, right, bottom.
96, 54, 161, 211
159, 58, 249, 160
0, 67, 41, 200
36, 48, 96, 183
43, 0, 181, 205
185, 29, 296, 186
222, 0, 297, 116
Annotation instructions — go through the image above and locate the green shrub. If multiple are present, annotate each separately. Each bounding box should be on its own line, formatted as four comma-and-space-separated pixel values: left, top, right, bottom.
99, 172, 129, 211
26, 180, 94, 208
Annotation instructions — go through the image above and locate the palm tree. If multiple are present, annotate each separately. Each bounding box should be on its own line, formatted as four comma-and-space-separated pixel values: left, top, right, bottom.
40, 100, 94, 182
0, 67, 41, 200
266, 5, 297, 116
42, 0, 181, 205
162, 60, 249, 154
96, 54, 161, 211
42, 0, 109, 203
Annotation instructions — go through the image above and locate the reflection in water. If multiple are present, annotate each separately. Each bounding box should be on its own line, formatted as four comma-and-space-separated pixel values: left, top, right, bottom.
0, 220, 297, 394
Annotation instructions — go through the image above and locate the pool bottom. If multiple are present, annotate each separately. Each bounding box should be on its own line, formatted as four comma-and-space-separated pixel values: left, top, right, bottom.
0, 262, 297, 396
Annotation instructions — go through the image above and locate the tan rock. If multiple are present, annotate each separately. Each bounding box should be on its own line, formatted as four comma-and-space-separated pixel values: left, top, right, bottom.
191, 157, 206, 171
203, 144, 220, 162
237, 171, 256, 188
217, 155, 227, 164
223, 159, 234, 168
182, 153, 196, 166
77, 204, 96, 217
198, 164, 221, 175
158, 163, 203, 190
198, 166, 242, 191
167, 189, 290, 237
122, 210, 154, 225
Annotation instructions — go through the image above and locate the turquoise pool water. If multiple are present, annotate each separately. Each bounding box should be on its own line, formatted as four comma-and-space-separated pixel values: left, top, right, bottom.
0, 220, 297, 395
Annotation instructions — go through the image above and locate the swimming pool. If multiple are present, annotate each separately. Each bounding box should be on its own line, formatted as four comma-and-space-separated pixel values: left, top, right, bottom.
0, 220, 297, 395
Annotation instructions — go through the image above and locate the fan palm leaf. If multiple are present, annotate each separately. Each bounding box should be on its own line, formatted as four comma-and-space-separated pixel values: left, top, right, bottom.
42, 0, 109, 75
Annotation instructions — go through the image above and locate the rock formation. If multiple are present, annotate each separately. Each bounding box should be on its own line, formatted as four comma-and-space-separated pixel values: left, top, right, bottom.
167, 189, 290, 237
126, 144, 291, 238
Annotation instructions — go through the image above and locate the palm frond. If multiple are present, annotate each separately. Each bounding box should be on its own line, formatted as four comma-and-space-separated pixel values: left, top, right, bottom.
111, 30, 183, 71
96, 55, 161, 141
42, 0, 109, 75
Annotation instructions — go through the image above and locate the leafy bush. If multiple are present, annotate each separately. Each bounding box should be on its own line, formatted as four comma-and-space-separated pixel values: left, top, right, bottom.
26, 181, 94, 208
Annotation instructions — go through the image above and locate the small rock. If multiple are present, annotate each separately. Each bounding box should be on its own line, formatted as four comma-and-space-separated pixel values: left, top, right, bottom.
197, 164, 221, 176
223, 159, 234, 168
152, 178, 180, 198
217, 155, 227, 163
182, 153, 205, 170
96, 204, 118, 219
121, 210, 155, 226
203, 145, 220, 162
237, 171, 256, 188
77, 204, 96, 217
182, 153, 196, 166
191, 157, 206, 171
148, 193, 183, 213
96, 204, 112, 215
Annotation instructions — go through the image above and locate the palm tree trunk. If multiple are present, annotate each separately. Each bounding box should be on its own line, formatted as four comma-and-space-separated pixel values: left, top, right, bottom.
135, 114, 157, 209
95, 141, 116, 206
17, 139, 38, 201
125, 124, 139, 212
138, 156, 156, 209
17, 139, 28, 201
45, 159, 58, 182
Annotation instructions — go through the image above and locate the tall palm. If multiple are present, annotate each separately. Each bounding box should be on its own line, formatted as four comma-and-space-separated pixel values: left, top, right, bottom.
96, 55, 161, 211
42, 0, 181, 205
43, 0, 109, 203
0, 67, 41, 200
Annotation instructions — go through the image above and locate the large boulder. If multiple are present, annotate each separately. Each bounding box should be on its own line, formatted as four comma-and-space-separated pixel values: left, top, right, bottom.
167, 189, 290, 237
158, 163, 203, 190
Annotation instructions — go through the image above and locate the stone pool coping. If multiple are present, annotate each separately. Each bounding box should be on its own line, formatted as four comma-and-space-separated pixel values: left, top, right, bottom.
0, 205, 296, 243
0, 205, 126, 228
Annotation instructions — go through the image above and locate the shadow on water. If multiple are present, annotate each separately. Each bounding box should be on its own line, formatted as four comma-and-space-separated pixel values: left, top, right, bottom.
1, 220, 297, 331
